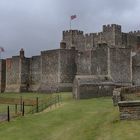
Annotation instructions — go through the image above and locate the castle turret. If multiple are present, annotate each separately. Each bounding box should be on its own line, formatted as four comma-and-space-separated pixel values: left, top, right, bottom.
102, 24, 122, 46
103, 24, 121, 33
62, 30, 85, 51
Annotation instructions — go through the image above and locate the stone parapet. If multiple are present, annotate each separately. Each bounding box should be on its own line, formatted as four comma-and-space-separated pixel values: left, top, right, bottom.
112, 86, 140, 106
118, 100, 140, 120
112, 88, 122, 106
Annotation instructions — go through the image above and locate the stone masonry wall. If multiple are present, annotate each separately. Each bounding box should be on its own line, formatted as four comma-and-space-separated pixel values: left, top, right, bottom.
76, 51, 91, 75
118, 101, 140, 120
63, 30, 85, 51
0, 60, 6, 92
73, 75, 115, 99
62, 24, 140, 53
39, 49, 77, 92
79, 85, 114, 99
91, 46, 108, 75
59, 49, 77, 91
39, 50, 59, 92
29, 56, 41, 91
112, 86, 140, 106
132, 53, 140, 85
102, 24, 122, 46
5, 56, 20, 92
76, 45, 108, 75
110, 48, 132, 84
20, 58, 30, 92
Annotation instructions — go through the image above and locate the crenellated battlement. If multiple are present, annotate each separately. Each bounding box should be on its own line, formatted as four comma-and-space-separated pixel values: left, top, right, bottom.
85, 32, 103, 38
103, 24, 121, 32
63, 30, 84, 36
85, 33, 94, 38
129, 30, 140, 35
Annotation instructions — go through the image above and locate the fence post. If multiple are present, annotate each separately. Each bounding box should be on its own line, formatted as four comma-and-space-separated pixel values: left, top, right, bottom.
7, 106, 10, 122
36, 97, 39, 113
50, 98, 52, 109
32, 105, 34, 114
58, 95, 60, 105
15, 104, 17, 114
55, 96, 56, 107
60, 94, 62, 103
22, 102, 25, 116
20, 96, 23, 112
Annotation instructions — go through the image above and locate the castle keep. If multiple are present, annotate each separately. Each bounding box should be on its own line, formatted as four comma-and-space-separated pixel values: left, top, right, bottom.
0, 24, 140, 96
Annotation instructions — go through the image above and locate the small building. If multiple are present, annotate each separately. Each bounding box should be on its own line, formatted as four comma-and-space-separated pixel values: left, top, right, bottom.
73, 75, 115, 99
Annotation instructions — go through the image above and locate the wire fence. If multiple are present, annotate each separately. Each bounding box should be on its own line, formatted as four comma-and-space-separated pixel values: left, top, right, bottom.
0, 94, 62, 122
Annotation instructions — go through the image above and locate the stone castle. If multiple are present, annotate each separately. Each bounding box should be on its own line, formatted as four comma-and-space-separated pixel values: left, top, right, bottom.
0, 24, 140, 97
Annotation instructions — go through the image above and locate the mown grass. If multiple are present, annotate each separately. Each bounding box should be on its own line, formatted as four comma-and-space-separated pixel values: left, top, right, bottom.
0, 93, 139, 140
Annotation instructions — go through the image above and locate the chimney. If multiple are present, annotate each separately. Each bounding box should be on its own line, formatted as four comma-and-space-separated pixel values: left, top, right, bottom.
20, 48, 24, 58
60, 41, 66, 49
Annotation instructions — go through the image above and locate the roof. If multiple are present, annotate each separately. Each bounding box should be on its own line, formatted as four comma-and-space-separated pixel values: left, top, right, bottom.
75, 75, 114, 85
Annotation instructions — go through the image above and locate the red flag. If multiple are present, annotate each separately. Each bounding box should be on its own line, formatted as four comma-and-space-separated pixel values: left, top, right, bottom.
71, 15, 77, 20
0, 47, 4, 52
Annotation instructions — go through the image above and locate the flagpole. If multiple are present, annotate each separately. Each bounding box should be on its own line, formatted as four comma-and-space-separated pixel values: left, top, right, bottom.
70, 19, 71, 30
70, 15, 77, 30
0, 47, 5, 59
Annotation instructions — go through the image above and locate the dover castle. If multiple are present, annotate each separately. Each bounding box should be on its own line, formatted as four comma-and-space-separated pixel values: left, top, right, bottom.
0, 24, 140, 98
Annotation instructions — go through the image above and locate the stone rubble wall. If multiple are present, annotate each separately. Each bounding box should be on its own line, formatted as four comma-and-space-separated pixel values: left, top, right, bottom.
0, 60, 6, 92
112, 86, 140, 106
118, 101, 140, 120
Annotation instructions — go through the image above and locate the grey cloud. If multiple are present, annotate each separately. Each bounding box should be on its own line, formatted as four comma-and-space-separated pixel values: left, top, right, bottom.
0, 0, 139, 58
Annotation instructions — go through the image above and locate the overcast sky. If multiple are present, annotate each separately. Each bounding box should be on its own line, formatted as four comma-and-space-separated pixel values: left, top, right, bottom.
0, 0, 140, 58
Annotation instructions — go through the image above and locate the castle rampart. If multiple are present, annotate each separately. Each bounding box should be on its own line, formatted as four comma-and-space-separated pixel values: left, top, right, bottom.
0, 24, 140, 93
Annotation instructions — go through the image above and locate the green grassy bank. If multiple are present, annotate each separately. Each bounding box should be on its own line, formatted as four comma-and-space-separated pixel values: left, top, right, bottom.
0, 93, 139, 140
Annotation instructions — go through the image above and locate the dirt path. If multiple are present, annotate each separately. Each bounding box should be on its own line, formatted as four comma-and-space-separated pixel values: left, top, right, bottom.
0, 113, 7, 121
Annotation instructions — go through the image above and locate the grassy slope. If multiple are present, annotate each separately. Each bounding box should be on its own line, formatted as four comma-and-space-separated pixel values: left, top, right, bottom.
0, 93, 139, 140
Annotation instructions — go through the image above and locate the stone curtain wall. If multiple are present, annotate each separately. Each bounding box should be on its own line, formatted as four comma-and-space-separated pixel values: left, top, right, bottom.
40, 50, 59, 92
5, 57, 20, 92
84, 33, 94, 50
40, 49, 77, 92
76, 46, 108, 75
59, 49, 77, 91
110, 48, 132, 84
0, 60, 6, 92
29, 56, 41, 91
76, 46, 131, 85
62, 24, 140, 54
76, 51, 91, 75
127, 32, 140, 52
20, 58, 30, 92
3, 48, 77, 93
132, 53, 140, 85
91, 46, 108, 75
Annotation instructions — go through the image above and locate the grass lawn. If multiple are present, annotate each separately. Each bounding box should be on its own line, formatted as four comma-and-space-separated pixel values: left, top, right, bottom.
0, 93, 139, 140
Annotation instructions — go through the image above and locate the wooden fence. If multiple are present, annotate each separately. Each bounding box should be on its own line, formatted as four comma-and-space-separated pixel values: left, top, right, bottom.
0, 94, 62, 122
